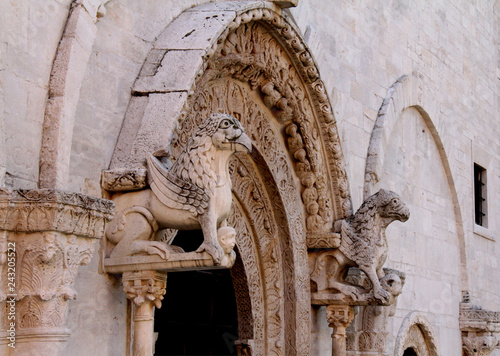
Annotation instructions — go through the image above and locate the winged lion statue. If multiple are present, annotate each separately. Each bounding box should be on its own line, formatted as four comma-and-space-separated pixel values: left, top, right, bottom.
105, 113, 252, 265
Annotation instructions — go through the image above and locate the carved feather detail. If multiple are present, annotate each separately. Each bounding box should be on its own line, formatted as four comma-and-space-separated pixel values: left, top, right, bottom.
147, 154, 209, 216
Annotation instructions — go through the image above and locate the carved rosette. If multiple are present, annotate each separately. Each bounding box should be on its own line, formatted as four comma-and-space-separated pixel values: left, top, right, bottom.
0, 188, 113, 352
460, 303, 500, 356
122, 270, 167, 308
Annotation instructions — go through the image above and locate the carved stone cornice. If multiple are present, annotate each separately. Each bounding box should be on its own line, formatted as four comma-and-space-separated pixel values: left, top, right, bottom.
460, 303, 500, 356
0, 188, 114, 237
0, 188, 113, 354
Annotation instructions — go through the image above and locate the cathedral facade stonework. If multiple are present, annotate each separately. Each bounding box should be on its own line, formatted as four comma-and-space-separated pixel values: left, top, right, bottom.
0, 1, 499, 355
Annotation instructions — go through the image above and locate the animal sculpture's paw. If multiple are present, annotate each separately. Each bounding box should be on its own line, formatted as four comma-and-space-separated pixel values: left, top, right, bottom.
196, 242, 224, 265
339, 285, 361, 301
373, 287, 391, 303
132, 241, 171, 259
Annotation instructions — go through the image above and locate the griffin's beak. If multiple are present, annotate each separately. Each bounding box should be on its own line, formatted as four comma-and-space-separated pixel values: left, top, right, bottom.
399, 207, 410, 222
233, 132, 252, 153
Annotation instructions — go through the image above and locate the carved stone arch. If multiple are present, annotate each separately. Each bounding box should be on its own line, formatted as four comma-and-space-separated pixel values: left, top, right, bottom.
108, 3, 353, 355
394, 312, 439, 356
363, 73, 469, 294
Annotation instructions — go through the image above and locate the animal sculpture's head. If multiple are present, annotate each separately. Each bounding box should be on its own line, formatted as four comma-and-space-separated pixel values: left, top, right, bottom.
376, 189, 410, 224
196, 113, 252, 154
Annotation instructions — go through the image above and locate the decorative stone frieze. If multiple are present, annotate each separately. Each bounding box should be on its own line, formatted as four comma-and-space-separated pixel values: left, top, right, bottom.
0, 188, 113, 355
460, 303, 500, 356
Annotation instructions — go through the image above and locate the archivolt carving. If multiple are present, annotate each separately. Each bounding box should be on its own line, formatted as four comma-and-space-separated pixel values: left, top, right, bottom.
110, 4, 355, 354
229, 154, 287, 355
172, 12, 350, 226
394, 312, 439, 356
228, 202, 265, 356
175, 77, 310, 354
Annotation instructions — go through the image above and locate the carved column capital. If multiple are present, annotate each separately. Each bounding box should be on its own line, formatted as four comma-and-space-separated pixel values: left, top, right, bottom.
326, 305, 354, 356
0, 188, 113, 354
122, 270, 167, 308
326, 305, 355, 332
463, 335, 499, 356
460, 303, 500, 356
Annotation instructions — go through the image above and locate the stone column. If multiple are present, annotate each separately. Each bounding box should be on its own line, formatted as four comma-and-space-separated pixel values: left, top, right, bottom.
0, 188, 113, 355
122, 270, 167, 356
326, 305, 355, 356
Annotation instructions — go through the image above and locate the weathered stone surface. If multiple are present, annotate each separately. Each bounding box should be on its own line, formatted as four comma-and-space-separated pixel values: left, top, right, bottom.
310, 189, 409, 306
0, 188, 112, 355
105, 114, 249, 266
133, 50, 206, 93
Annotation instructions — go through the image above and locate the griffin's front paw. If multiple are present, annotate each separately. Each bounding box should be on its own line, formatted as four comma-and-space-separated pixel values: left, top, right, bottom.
373, 287, 391, 303
131, 241, 171, 259
197, 242, 224, 265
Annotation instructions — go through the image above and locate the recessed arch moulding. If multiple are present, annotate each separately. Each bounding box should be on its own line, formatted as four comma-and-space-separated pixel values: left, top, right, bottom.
363, 73, 469, 296
107, 2, 353, 355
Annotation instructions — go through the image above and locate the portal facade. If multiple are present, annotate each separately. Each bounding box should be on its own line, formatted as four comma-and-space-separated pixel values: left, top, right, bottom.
0, 1, 499, 356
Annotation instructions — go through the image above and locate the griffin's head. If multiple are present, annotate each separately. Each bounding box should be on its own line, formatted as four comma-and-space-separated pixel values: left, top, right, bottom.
376, 189, 410, 223
196, 113, 252, 154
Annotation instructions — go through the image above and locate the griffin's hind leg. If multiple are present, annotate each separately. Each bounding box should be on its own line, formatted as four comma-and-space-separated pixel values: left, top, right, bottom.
107, 206, 170, 259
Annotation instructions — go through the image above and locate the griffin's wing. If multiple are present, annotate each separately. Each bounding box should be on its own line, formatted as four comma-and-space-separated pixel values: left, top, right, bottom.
339, 220, 373, 265
147, 154, 209, 216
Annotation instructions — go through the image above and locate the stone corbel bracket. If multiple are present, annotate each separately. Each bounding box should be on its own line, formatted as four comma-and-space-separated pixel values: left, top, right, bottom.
460, 303, 500, 356
0, 188, 113, 354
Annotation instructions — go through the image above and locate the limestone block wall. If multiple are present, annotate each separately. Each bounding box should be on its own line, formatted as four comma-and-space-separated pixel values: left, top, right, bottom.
1, 0, 499, 354
0, 0, 73, 187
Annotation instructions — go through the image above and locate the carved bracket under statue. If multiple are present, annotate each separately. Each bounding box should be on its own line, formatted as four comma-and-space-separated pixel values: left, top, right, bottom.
0, 188, 113, 355
308, 189, 409, 355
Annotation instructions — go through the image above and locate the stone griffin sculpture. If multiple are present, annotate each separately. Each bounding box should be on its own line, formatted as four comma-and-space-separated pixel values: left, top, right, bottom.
105, 113, 252, 265
310, 189, 410, 304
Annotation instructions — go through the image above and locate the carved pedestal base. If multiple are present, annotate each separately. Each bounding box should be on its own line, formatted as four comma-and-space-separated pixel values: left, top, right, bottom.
123, 270, 167, 356
0, 189, 113, 356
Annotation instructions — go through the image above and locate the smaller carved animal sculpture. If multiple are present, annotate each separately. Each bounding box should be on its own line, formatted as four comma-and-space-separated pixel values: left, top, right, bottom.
106, 113, 252, 265
311, 189, 410, 303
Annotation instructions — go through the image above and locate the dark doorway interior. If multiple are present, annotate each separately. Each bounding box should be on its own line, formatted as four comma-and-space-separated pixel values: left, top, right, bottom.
403, 347, 418, 356
154, 230, 239, 356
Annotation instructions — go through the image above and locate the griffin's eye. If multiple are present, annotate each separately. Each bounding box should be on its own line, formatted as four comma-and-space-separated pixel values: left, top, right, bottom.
219, 119, 232, 129
392, 198, 399, 205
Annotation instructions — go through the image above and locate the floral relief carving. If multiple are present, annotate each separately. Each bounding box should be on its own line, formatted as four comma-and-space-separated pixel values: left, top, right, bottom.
228, 202, 266, 356
229, 155, 286, 356
122, 270, 167, 308
0, 188, 112, 352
